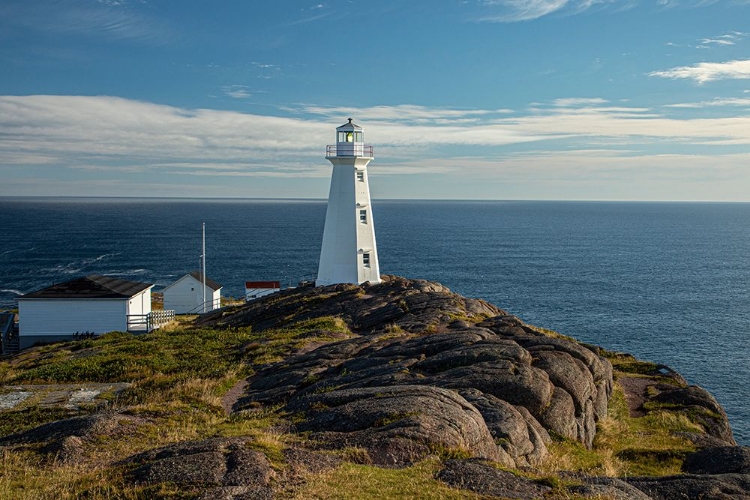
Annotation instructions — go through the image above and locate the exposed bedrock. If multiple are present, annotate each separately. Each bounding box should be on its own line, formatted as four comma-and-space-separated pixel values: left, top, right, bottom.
285, 385, 509, 467
227, 276, 614, 468
123, 437, 278, 499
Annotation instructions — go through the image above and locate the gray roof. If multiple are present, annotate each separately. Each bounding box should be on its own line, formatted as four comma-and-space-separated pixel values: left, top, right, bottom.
187, 272, 223, 292
22, 275, 153, 299
336, 117, 362, 131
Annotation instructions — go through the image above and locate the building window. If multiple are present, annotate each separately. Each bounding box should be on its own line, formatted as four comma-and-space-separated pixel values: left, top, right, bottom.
363, 253, 370, 267
359, 209, 367, 224
356, 171, 364, 182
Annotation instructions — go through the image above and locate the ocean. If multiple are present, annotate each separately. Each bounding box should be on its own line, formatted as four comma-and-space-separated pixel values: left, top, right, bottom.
1, 198, 748, 445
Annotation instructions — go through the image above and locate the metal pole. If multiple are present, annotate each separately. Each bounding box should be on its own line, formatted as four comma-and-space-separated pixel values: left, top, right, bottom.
202, 222, 207, 313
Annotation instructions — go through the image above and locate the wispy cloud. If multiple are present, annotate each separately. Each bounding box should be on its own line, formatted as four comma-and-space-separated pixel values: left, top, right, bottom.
697, 31, 748, 49
222, 85, 252, 99
0, 96, 330, 169
699, 38, 735, 47
552, 97, 608, 107
474, 0, 620, 22
476, 0, 570, 22
250, 62, 281, 79
283, 3, 334, 26
2, 0, 174, 44
649, 59, 750, 84
293, 104, 512, 123
665, 98, 750, 108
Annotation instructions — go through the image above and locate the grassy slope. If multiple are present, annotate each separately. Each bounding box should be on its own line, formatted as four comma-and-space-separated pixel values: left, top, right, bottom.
0, 318, 706, 499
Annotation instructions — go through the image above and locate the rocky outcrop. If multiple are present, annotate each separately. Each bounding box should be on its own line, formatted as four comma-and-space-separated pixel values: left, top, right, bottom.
0, 411, 148, 464
439, 454, 750, 500
436, 459, 553, 499
287, 385, 507, 466
125, 438, 275, 499
436, 459, 653, 500
626, 473, 750, 500
653, 385, 736, 445
617, 446, 750, 499
683, 446, 750, 475
226, 276, 613, 468
121, 438, 341, 500
198, 276, 501, 334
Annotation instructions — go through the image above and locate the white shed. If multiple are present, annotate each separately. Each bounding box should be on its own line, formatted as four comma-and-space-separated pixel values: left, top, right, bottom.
245, 281, 281, 302
163, 272, 222, 314
18, 275, 154, 349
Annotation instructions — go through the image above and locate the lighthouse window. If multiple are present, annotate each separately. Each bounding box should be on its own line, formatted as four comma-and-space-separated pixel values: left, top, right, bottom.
357, 171, 364, 182
363, 253, 371, 267
359, 209, 367, 223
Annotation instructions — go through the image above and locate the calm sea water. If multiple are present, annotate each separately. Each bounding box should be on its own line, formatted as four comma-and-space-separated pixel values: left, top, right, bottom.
1, 198, 748, 445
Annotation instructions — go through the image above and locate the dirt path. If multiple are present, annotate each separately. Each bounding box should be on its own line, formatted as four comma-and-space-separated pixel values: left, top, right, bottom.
221, 379, 248, 414
617, 376, 655, 418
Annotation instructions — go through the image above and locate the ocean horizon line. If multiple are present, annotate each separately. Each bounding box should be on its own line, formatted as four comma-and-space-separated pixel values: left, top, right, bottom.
1, 196, 749, 205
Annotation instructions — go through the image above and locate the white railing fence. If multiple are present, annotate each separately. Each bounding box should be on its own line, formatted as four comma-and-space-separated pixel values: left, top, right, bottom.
127, 310, 175, 332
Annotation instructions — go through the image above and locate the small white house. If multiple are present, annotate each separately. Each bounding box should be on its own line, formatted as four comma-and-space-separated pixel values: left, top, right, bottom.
163, 272, 222, 314
18, 275, 154, 349
245, 281, 281, 302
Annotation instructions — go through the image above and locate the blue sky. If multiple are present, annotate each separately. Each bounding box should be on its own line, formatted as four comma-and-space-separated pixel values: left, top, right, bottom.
2, 0, 750, 200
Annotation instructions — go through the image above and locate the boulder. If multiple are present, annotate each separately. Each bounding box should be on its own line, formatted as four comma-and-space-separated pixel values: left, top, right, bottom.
627, 473, 750, 500
286, 385, 507, 467
652, 385, 736, 445
683, 446, 750, 475
126, 438, 274, 499
459, 389, 548, 466
436, 458, 552, 499
0, 411, 148, 464
566, 476, 651, 500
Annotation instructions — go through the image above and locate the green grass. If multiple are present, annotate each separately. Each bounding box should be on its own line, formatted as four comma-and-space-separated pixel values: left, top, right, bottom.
591, 385, 697, 476
539, 383, 698, 477
240, 316, 353, 365
280, 458, 482, 499
5, 328, 256, 385
603, 351, 661, 376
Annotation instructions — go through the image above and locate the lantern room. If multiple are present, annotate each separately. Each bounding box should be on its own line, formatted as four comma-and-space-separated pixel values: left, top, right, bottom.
327, 118, 372, 158
337, 118, 363, 143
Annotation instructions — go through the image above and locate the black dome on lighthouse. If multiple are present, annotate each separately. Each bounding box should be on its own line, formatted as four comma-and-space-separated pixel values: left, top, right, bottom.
336, 118, 363, 131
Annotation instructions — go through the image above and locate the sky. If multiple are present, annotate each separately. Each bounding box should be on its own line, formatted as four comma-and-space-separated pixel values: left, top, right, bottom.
2, 0, 750, 201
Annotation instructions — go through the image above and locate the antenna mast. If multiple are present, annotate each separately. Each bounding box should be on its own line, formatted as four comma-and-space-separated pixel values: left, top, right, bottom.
202, 222, 206, 313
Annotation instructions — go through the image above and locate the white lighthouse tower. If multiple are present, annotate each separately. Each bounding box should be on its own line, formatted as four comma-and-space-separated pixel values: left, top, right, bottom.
316, 119, 381, 286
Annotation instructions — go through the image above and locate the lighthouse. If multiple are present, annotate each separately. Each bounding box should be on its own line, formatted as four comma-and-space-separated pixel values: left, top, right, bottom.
316, 119, 381, 286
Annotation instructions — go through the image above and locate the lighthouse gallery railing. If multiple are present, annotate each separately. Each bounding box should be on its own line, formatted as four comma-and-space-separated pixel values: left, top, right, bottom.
326, 145, 374, 157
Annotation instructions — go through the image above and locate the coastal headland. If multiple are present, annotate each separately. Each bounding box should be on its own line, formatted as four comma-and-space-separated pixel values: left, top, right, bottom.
1, 275, 748, 499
